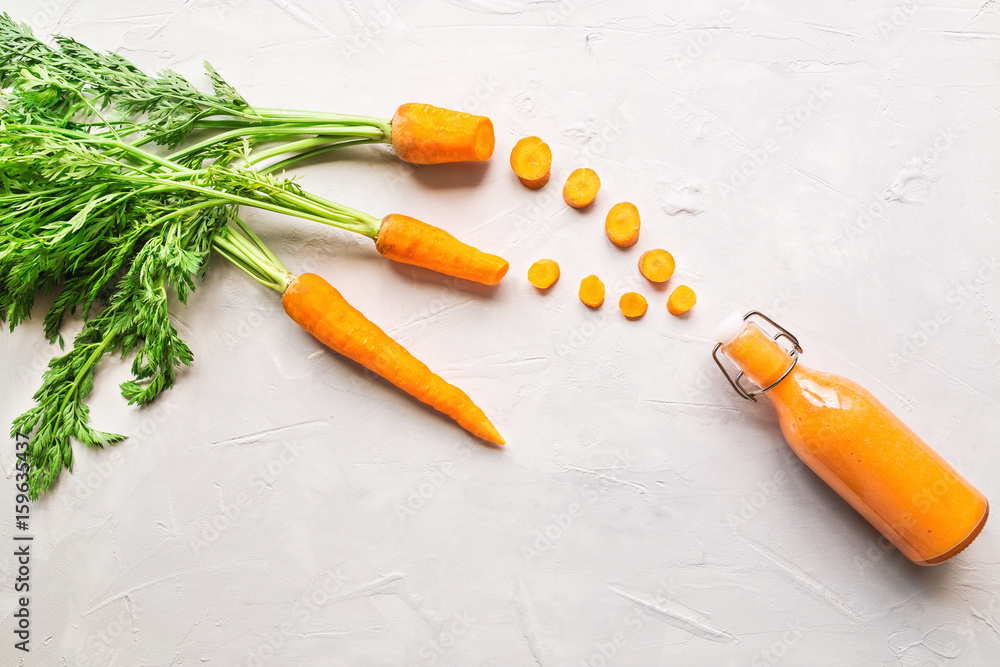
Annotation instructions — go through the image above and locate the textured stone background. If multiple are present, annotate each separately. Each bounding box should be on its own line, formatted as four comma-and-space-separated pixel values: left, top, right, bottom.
2, 1, 999, 665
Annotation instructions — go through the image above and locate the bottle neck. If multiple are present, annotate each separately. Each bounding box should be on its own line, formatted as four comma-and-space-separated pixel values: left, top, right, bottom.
720, 322, 796, 391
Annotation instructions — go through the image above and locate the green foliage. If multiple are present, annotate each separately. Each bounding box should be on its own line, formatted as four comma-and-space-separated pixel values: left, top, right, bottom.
0, 13, 382, 498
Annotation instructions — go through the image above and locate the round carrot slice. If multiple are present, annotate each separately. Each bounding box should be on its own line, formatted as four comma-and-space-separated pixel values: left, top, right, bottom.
510, 136, 552, 189
619, 292, 648, 319
638, 249, 675, 282
579, 274, 605, 307
667, 285, 697, 316
563, 168, 601, 208
605, 202, 640, 247
527, 259, 560, 289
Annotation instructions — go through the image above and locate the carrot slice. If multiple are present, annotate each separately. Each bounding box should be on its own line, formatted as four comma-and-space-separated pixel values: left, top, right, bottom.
579, 274, 605, 307
376, 214, 509, 285
527, 259, 560, 289
390, 103, 495, 164
510, 136, 552, 189
605, 202, 640, 247
667, 285, 697, 315
563, 168, 601, 208
638, 249, 675, 282
619, 292, 648, 319
282, 273, 504, 445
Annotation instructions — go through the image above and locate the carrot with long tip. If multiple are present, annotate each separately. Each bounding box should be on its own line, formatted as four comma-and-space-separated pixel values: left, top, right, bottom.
213, 220, 505, 446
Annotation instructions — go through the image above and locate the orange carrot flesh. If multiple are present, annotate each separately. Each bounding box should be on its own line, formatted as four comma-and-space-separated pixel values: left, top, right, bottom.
390, 103, 495, 164
667, 285, 697, 315
563, 168, 601, 208
527, 259, 560, 289
619, 292, 648, 318
376, 214, 509, 285
638, 249, 675, 282
282, 274, 504, 445
605, 202, 640, 247
579, 274, 605, 307
510, 136, 552, 188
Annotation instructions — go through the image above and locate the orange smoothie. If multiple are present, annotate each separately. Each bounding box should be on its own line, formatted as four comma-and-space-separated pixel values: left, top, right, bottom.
720, 321, 988, 565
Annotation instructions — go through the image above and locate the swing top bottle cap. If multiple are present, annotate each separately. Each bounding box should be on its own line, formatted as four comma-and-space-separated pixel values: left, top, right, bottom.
712, 310, 746, 347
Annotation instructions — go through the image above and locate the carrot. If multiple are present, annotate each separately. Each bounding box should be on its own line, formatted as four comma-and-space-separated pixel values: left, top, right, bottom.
282, 274, 504, 445
390, 103, 495, 164
527, 259, 560, 289
619, 292, 648, 319
563, 168, 601, 208
376, 214, 509, 285
510, 136, 552, 188
605, 202, 640, 247
579, 274, 605, 307
638, 249, 675, 282
667, 285, 697, 315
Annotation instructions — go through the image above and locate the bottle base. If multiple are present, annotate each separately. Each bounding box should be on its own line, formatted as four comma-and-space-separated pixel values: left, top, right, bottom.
914, 501, 990, 566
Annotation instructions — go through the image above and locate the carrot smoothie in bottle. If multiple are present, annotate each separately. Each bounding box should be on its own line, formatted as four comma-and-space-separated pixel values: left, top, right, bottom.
713, 311, 988, 565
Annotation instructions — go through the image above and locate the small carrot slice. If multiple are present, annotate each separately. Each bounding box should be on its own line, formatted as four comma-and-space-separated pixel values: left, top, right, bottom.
667, 285, 697, 315
282, 273, 504, 444
563, 168, 601, 208
579, 274, 605, 308
510, 136, 552, 189
638, 249, 675, 282
390, 103, 495, 164
376, 214, 509, 285
527, 259, 560, 289
605, 202, 640, 247
619, 292, 648, 319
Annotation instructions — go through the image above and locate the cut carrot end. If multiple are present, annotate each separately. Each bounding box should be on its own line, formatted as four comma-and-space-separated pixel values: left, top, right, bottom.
376, 214, 509, 285
667, 285, 697, 315
579, 274, 605, 308
527, 259, 560, 289
563, 168, 601, 208
638, 249, 675, 282
510, 136, 552, 189
619, 292, 648, 319
606, 202, 640, 247
391, 103, 495, 164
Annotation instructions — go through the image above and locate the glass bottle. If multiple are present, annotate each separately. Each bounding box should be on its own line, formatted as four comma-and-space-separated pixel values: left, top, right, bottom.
713, 311, 988, 565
